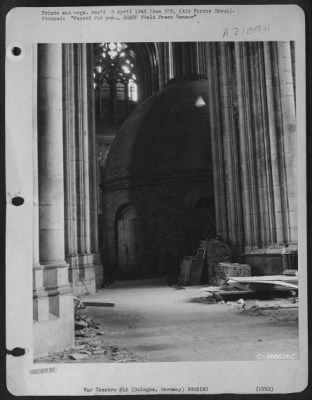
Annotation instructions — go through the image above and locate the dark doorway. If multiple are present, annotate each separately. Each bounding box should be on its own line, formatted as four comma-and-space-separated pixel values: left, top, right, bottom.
116, 205, 143, 279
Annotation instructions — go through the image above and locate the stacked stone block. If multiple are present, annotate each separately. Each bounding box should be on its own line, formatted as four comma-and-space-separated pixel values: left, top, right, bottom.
211, 262, 251, 286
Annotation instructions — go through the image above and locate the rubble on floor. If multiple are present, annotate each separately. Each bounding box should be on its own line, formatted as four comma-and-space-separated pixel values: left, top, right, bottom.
198, 273, 298, 301
35, 298, 142, 363
242, 298, 298, 313
190, 293, 298, 320
35, 335, 142, 363
241, 299, 299, 325
190, 273, 299, 317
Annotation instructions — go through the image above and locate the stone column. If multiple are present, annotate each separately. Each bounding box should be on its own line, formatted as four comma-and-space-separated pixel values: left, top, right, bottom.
234, 42, 260, 250
277, 42, 297, 244
157, 42, 174, 88
168, 42, 174, 80
232, 41, 297, 274
88, 44, 99, 256
88, 44, 103, 288
206, 43, 228, 242
263, 42, 284, 244
197, 43, 207, 77
35, 43, 74, 357
33, 45, 49, 322
155, 43, 165, 89
38, 44, 69, 284
256, 42, 276, 246
175, 43, 201, 76
171, 43, 183, 78
248, 42, 271, 247
217, 42, 243, 255
70, 44, 95, 294
75, 44, 86, 256
63, 44, 79, 284
81, 43, 91, 255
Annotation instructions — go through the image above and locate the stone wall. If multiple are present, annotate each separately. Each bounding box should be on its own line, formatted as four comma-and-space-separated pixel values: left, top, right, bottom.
103, 176, 215, 280
102, 79, 216, 281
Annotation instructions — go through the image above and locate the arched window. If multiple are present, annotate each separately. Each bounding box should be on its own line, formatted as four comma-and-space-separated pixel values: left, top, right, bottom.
93, 42, 138, 102
116, 81, 126, 101
128, 79, 138, 102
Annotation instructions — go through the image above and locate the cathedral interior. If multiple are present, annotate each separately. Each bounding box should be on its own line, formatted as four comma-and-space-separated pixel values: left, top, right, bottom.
33, 41, 297, 357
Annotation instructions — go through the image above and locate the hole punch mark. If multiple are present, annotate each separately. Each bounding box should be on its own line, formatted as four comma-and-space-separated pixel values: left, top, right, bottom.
12, 196, 24, 206
6, 347, 25, 357
12, 46, 22, 56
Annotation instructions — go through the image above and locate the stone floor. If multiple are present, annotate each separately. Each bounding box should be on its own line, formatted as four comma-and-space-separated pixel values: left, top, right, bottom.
79, 280, 299, 362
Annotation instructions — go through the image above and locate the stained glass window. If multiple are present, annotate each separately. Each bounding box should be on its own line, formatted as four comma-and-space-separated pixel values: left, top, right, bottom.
94, 42, 138, 102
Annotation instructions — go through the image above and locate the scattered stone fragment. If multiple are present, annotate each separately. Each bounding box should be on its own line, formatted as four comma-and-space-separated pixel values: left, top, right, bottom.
72, 344, 86, 350
283, 269, 298, 276
290, 297, 297, 304
75, 331, 88, 337
74, 296, 85, 310
69, 353, 90, 360
213, 293, 224, 301
92, 349, 104, 355
75, 320, 89, 330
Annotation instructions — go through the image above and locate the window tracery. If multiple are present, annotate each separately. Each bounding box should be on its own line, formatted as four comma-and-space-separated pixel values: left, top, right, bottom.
94, 42, 138, 102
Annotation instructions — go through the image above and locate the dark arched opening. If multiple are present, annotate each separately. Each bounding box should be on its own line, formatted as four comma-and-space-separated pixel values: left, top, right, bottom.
115, 204, 144, 279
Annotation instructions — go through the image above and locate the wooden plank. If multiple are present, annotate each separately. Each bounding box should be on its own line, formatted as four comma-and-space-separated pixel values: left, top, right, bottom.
204, 290, 254, 296
82, 299, 115, 307
189, 258, 204, 285
247, 281, 298, 289
227, 275, 298, 283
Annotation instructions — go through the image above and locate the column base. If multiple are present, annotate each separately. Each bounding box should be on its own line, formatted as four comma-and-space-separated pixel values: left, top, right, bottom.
33, 293, 74, 358
242, 244, 298, 275
33, 263, 73, 321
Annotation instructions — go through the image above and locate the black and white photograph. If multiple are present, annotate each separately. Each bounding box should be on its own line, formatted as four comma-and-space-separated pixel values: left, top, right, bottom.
4, 4, 308, 395
33, 40, 299, 364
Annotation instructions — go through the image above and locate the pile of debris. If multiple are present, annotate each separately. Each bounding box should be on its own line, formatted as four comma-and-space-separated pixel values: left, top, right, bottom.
35, 297, 142, 363
35, 334, 141, 363
197, 269, 298, 304
178, 238, 232, 285
191, 288, 298, 322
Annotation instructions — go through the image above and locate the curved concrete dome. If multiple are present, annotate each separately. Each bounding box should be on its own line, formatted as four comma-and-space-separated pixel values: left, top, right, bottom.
104, 79, 212, 182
